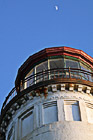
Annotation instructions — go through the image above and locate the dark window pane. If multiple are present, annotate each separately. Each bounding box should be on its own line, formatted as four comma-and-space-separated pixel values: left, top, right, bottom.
50, 59, 64, 69
36, 61, 48, 73
80, 63, 92, 81
65, 59, 79, 68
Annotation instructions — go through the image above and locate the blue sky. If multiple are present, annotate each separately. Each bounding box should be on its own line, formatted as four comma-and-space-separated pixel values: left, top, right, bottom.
0, 0, 93, 109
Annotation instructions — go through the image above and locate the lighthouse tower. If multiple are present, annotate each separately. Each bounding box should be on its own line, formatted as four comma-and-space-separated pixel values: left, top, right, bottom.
0, 46, 93, 140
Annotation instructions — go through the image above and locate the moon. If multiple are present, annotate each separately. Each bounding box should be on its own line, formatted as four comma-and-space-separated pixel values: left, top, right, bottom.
55, 6, 59, 11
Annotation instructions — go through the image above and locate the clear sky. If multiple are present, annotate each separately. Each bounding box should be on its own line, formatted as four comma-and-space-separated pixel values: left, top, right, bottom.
0, 0, 93, 109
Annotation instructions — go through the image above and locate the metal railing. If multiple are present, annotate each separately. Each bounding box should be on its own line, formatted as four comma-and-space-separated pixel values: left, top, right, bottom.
2, 87, 17, 110
2, 68, 93, 111
21, 68, 93, 89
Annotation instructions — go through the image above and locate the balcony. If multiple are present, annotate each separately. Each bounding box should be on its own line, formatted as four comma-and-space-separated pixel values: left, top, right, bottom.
23, 68, 93, 88
1, 68, 93, 113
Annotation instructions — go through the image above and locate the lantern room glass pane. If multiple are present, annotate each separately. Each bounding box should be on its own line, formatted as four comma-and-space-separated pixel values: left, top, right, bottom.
80, 63, 91, 72
64, 59, 80, 79
50, 58, 64, 69
24, 69, 34, 89
49, 59, 64, 79
65, 59, 79, 69
80, 63, 92, 81
36, 61, 48, 73
36, 61, 48, 83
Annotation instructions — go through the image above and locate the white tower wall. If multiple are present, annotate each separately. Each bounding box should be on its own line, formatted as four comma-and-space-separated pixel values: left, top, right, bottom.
5, 84, 93, 140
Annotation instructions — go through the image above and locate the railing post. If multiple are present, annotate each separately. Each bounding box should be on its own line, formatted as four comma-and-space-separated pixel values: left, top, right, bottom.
48, 59, 50, 80
35, 67, 36, 84
20, 80, 23, 91
24, 79, 27, 89
58, 70, 59, 78
54, 70, 55, 79
48, 69, 50, 80
69, 67, 71, 78
91, 73, 93, 82
42, 70, 44, 81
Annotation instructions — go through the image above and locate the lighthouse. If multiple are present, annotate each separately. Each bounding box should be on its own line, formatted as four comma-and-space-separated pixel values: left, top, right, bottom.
0, 46, 93, 140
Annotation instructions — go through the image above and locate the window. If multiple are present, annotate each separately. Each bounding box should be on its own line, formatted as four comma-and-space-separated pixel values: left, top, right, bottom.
64, 101, 81, 121
36, 61, 48, 83
80, 63, 92, 81
24, 68, 35, 89
36, 61, 48, 73
65, 59, 80, 79
65, 59, 79, 69
43, 101, 58, 124
49, 59, 64, 79
20, 108, 34, 138
7, 126, 14, 140
50, 58, 64, 69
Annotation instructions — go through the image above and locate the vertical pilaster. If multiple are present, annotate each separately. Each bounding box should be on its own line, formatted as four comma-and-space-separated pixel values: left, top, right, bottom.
39, 103, 44, 126
34, 105, 39, 130
14, 120, 18, 140
79, 100, 88, 122
34, 66, 36, 84
57, 99, 65, 121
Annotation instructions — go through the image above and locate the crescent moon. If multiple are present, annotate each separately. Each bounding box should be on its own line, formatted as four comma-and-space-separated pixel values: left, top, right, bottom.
55, 6, 58, 11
